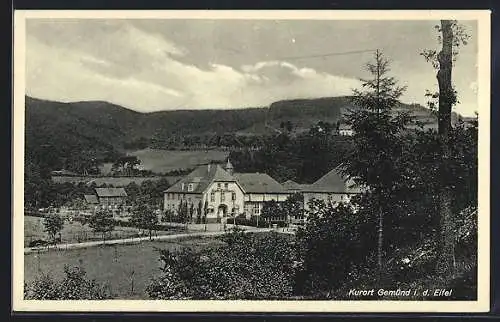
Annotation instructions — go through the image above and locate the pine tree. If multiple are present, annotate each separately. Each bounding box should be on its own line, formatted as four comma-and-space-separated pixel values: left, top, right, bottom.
340, 50, 412, 280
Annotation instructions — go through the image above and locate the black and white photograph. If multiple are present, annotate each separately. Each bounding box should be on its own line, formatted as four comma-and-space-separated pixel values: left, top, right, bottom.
12, 10, 490, 312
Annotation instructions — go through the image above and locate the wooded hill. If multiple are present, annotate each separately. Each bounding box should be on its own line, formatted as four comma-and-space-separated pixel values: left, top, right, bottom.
25, 95, 451, 154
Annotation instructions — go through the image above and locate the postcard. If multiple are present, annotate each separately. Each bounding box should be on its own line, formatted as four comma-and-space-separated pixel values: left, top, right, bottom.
12, 9, 491, 312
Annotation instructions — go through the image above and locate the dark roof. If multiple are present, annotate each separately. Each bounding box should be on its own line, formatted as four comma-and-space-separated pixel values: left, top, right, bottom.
234, 173, 287, 194
165, 164, 236, 194
95, 187, 128, 197
282, 180, 310, 192
305, 169, 360, 193
84, 194, 99, 204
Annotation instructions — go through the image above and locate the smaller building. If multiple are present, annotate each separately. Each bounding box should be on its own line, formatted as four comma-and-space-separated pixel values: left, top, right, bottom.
338, 123, 354, 136
94, 187, 128, 207
83, 194, 99, 206
235, 172, 291, 219
301, 169, 361, 211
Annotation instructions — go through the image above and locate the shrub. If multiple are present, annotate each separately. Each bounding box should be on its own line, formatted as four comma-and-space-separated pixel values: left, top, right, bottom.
25, 265, 111, 300
147, 231, 296, 300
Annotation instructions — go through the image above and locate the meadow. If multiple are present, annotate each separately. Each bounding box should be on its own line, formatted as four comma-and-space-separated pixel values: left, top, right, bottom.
126, 148, 228, 174
24, 215, 183, 247
24, 237, 224, 299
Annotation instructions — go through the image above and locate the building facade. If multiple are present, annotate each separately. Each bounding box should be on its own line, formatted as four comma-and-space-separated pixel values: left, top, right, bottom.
164, 160, 291, 223
94, 187, 128, 207
164, 160, 361, 224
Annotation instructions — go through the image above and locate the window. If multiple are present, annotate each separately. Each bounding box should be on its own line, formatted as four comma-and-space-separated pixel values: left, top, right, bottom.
224, 183, 228, 190
210, 192, 215, 202
253, 204, 260, 215
221, 192, 225, 202
217, 183, 221, 189
188, 184, 194, 192
231, 192, 236, 201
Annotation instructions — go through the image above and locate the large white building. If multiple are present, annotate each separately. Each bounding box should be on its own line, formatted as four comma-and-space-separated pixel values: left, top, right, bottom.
163, 160, 290, 223
163, 160, 361, 223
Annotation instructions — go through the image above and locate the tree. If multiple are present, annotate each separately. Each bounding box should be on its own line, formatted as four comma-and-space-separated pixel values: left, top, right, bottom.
130, 203, 158, 240
189, 203, 195, 224
87, 209, 115, 244
421, 20, 470, 276
146, 230, 296, 300
295, 199, 377, 296
196, 200, 203, 224
43, 213, 64, 244
261, 200, 282, 226
281, 193, 304, 224
25, 265, 110, 300
339, 50, 411, 279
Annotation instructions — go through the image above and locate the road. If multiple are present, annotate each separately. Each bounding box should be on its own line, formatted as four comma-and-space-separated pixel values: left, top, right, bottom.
24, 226, 275, 254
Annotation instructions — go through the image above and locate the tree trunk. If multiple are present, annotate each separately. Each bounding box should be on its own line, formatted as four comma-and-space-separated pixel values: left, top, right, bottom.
435, 20, 456, 276
377, 204, 384, 277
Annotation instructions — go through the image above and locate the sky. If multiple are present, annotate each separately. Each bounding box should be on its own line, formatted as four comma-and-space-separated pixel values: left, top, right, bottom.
25, 19, 478, 116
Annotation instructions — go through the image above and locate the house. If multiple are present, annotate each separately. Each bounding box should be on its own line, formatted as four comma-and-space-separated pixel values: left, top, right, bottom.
94, 187, 128, 207
164, 160, 292, 223
163, 159, 361, 224
83, 194, 99, 206
282, 169, 362, 223
300, 169, 361, 211
234, 172, 290, 218
338, 123, 354, 136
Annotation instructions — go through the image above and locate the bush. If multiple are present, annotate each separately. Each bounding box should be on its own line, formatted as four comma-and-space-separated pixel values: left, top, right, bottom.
147, 231, 296, 300
25, 265, 111, 300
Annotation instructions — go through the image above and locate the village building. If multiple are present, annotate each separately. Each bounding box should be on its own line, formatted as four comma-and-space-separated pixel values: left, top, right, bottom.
164, 160, 291, 223
338, 123, 354, 136
299, 169, 361, 211
164, 159, 361, 224
235, 172, 290, 218
83, 187, 128, 209
83, 194, 99, 206
283, 169, 362, 221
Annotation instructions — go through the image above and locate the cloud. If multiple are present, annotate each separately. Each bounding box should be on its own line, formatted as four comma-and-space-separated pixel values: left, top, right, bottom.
24, 19, 478, 116
26, 22, 363, 111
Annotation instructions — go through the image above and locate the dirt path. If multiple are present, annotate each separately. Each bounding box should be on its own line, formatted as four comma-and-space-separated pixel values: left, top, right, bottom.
24, 227, 274, 254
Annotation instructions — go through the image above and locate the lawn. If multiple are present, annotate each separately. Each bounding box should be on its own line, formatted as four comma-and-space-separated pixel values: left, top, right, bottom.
24, 215, 183, 247
126, 148, 228, 173
24, 237, 224, 299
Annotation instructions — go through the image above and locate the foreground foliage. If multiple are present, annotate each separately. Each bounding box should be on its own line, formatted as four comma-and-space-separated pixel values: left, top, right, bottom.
24, 265, 111, 300
146, 230, 296, 300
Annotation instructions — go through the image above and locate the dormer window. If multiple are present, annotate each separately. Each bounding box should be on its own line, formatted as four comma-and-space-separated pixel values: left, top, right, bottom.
187, 183, 194, 192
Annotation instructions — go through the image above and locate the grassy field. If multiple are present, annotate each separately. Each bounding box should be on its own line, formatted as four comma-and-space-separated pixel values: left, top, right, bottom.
24, 215, 183, 247
126, 148, 228, 173
24, 237, 224, 299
